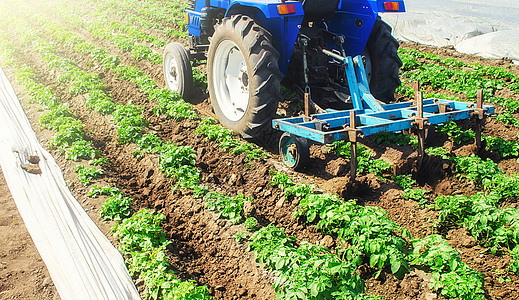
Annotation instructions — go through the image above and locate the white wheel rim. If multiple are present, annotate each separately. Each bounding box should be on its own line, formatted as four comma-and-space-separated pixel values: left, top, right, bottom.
165, 53, 180, 92
213, 40, 249, 122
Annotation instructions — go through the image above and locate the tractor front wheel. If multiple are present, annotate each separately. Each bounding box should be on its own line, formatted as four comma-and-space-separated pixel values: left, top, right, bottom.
163, 42, 193, 99
207, 15, 281, 138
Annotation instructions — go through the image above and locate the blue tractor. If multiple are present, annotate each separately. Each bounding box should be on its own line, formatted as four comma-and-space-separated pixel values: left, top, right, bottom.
163, 0, 494, 172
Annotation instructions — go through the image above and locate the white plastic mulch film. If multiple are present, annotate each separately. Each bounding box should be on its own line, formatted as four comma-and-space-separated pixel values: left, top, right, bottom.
381, 0, 519, 64
0, 67, 141, 299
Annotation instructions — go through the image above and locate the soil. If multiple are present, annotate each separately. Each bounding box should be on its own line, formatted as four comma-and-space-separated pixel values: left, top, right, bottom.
0, 171, 58, 299
2, 1, 519, 299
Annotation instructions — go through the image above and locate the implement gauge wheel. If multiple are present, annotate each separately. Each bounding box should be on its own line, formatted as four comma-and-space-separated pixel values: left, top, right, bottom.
279, 132, 309, 170
207, 15, 281, 138
163, 42, 193, 99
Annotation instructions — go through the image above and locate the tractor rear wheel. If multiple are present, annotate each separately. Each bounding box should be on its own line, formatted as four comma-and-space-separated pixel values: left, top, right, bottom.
207, 15, 282, 138
365, 17, 402, 103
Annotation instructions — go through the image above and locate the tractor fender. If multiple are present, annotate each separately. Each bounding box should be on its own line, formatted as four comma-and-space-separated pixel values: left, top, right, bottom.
225, 1, 304, 75
326, 0, 404, 57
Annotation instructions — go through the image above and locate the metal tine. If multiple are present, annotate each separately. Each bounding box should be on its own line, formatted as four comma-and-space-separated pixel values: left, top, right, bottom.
416, 91, 425, 169
475, 89, 484, 150
417, 91, 423, 119
349, 110, 357, 180
413, 80, 420, 105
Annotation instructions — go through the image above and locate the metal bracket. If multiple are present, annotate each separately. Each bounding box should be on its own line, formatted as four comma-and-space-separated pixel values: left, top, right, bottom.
342, 110, 362, 142
438, 102, 450, 114
312, 117, 330, 131
470, 90, 485, 120
413, 80, 420, 106
301, 37, 311, 117
304, 87, 311, 117
412, 91, 430, 168
347, 111, 359, 180
411, 92, 430, 130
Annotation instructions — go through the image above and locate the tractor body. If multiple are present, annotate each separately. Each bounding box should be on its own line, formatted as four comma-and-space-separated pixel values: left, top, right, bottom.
186, 0, 405, 74
163, 0, 493, 171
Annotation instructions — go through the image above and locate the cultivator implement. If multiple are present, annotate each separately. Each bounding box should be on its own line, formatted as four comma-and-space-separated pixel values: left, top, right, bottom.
166, 0, 495, 177
273, 54, 495, 175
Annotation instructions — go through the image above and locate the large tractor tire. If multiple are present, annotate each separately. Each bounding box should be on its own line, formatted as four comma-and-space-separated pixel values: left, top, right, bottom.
207, 15, 282, 139
365, 17, 402, 103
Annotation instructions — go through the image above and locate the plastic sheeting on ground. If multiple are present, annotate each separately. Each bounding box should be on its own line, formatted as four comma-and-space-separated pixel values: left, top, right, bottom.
455, 30, 519, 62
381, 0, 519, 64
381, 13, 494, 48
0, 66, 141, 300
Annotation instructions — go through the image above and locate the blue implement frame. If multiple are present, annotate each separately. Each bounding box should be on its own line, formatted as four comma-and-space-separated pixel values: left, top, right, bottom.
272, 54, 495, 145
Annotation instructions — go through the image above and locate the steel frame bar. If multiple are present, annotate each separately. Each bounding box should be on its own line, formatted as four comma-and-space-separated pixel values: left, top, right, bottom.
273, 99, 495, 144
272, 54, 495, 145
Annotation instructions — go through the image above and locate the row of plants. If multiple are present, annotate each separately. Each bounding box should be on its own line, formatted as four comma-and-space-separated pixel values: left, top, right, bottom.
31, 0, 164, 65
438, 120, 519, 159
4, 6, 152, 146
389, 119, 519, 275
369, 118, 519, 280
89, 0, 188, 33
397, 48, 519, 151
428, 149, 519, 274
87, 19, 163, 64
387, 119, 519, 275
0, 5, 214, 298
396, 148, 519, 274
7, 0, 215, 189
91, 185, 213, 299
0, 20, 106, 186
114, 208, 212, 299
328, 141, 392, 177
25, 0, 201, 123
38, 0, 184, 56
399, 48, 519, 98
36, 2, 260, 159
249, 224, 373, 300
268, 171, 485, 300
432, 190, 519, 274
44, 0, 208, 87
397, 47, 519, 128
13, 0, 264, 194
368, 120, 519, 209
86, 0, 187, 39
7, 7, 292, 299
10, 1, 194, 134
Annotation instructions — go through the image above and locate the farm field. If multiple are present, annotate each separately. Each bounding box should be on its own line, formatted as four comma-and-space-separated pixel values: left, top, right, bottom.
1, 0, 519, 299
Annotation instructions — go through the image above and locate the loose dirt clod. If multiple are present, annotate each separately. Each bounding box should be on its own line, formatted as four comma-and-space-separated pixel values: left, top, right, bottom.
21, 163, 41, 174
